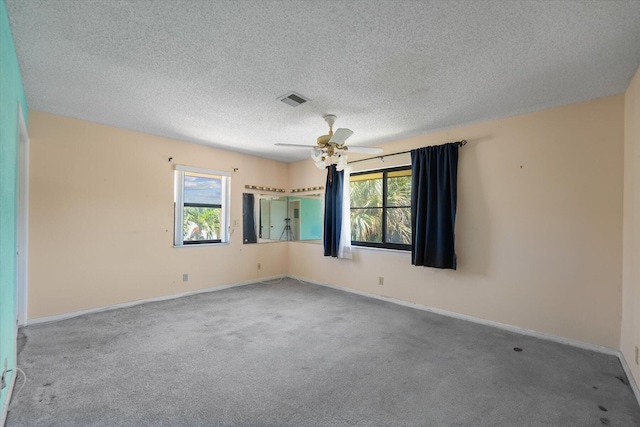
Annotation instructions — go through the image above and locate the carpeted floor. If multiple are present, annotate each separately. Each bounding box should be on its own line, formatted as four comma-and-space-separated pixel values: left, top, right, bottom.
7, 278, 640, 426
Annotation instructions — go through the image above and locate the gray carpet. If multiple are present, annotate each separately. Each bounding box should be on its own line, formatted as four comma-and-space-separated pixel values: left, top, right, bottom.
7, 278, 640, 426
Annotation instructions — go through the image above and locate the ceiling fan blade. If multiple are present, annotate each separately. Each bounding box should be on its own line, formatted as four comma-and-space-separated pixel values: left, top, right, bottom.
328, 128, 353, 145
275, 143, 317, 148
346, 146, 383, 154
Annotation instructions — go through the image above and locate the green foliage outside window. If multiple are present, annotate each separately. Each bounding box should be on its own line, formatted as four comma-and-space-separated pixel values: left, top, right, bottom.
386, 175, 412, 244
350, 178, 383, 242
183, 206, 221, 241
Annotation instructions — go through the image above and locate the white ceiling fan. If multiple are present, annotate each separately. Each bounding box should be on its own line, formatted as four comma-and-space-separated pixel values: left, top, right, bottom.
275, 115, 382, 170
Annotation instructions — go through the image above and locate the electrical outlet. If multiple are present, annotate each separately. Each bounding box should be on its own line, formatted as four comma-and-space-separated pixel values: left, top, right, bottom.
257, 263, 261, 270
378, 276, 384, 286
182, 274, 189, 282
635, 346, 639, 365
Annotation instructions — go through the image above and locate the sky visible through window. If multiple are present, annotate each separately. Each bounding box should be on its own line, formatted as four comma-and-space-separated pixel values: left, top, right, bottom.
184, 174, 221, 204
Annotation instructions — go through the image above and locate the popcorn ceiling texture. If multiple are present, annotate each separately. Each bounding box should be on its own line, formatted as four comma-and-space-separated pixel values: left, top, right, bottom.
5, 0, 640, 162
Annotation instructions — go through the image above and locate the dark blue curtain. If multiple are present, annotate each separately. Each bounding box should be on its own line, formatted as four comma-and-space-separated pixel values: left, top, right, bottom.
411, 142, 459, 269
242, 193, 257, 243
323, 165, 344, 257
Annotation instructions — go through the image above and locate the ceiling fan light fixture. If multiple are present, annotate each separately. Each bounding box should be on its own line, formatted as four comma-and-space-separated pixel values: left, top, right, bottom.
311, 147, 348, 170
277, 115, 377, 170
335, 153, 348, 171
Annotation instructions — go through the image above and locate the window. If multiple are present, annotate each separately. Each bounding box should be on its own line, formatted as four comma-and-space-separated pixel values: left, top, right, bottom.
174, 166, 230, 246
350, 166, 411, 250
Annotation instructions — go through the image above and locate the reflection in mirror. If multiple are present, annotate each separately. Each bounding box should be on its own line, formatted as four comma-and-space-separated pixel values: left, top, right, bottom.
243, 194, 323, 243
261, 196, 288, 240
288, 196, 323, 241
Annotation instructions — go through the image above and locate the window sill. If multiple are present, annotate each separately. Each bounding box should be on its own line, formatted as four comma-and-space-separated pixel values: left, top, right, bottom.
173, 242, 230, 248
351, 245, 411, 254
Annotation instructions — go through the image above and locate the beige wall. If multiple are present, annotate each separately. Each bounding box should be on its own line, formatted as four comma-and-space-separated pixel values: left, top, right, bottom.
290, 95, 625, 349
622, 66, 640, 385
28, 111, 289, 319
29, 95, 626, 351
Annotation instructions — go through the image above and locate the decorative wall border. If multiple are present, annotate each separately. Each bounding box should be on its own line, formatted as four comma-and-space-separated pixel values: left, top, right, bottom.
244, 185, 286, 193
291, 186, 324, 193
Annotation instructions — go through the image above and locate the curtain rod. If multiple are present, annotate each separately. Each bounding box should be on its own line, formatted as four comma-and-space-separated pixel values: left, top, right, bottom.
347, 139, 467, 165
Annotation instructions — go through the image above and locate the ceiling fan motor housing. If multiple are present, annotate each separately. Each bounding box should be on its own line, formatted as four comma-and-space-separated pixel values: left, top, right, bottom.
317, 115, 338, 147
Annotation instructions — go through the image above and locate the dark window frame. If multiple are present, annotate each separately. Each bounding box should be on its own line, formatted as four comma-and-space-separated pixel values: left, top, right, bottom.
350, 165, 411, 251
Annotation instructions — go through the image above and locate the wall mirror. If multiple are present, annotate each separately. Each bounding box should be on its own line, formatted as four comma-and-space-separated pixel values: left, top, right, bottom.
243, 193, 323, 243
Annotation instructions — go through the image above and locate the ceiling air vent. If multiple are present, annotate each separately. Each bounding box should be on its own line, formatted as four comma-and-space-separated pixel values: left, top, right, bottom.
278, 92, 310, 107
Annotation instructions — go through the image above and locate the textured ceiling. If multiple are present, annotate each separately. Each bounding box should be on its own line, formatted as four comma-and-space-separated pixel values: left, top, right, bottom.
6, 0, 640, 162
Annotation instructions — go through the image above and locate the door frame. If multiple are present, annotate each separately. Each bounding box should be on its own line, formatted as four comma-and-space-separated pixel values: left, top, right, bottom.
16, 103, 29, 326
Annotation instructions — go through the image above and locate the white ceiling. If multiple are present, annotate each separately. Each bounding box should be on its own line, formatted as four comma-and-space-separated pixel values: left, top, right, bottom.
6, 0, 640, 162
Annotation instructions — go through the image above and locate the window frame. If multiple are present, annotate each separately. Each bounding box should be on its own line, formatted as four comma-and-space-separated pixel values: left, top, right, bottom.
174, 165, 230, 246
350, 165, 412, 251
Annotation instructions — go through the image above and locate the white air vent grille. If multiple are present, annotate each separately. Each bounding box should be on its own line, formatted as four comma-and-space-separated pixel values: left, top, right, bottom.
278, 92, 310, 107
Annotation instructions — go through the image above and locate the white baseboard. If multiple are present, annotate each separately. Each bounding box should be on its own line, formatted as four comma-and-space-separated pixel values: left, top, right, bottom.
291, 275, 619, 356
18, 274, 640, 408
25, 273, 617, 357
618, 351, 640, 408
295, 276, 640, 404
27, 273, 624, 359
28, 275, 285, 326
1, 368, 17, 427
